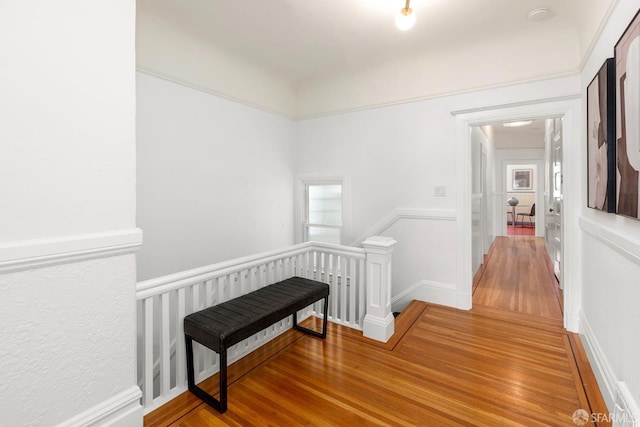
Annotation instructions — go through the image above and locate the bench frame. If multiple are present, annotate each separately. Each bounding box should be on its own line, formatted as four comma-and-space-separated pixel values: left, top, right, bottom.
185, 278, 329, 413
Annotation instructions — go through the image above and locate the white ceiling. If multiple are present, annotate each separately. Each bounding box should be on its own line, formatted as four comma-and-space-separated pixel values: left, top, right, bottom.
491, 119, 547, 149
136, 0, 616, 117
138, 0, 614, 86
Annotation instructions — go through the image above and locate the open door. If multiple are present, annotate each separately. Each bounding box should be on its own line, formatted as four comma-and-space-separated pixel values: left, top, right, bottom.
545, 118, 563, 288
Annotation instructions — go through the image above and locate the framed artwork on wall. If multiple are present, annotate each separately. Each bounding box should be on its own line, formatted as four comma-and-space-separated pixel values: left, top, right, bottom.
512, 169, 533, 190
615, 9, 640, 219
587, 58, 616, 212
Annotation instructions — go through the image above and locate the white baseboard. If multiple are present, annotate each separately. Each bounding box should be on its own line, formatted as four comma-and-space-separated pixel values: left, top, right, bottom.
0, 228, 143, 273
614, 382, 640, 426
392, 279, 457, 312
579, 309, 617, 408
579, 309, 640, 425
56, 386, 142, 427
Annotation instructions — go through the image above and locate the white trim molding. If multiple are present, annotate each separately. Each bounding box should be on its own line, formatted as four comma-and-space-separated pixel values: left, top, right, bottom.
392, 279, 457, 311
579, 216, 640, 266
454, 96, 582, 329
579, 309, 640, 424
56, 386, 142, 427
0, 228, 143, 273
352, 208, 456, 247
614, 382, 640, 426
137, 68, 294, 120
579, 309, 618, 409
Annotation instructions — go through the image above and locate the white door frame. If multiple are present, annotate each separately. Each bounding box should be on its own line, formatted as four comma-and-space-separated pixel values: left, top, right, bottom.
454, 96, 581, 332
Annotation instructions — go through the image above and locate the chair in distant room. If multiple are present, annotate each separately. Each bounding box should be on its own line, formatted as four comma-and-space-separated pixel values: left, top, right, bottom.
507, 210, 514, 226
517, 203, 535, 227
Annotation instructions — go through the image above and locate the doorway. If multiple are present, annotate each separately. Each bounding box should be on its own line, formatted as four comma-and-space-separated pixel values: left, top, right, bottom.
454, 97, 580, 332
504, 161, 544, 237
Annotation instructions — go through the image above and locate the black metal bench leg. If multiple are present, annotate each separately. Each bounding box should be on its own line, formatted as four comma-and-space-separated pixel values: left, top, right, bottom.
293, 296, 328, 339
186, 335, 195, 389
219, 350, 227, 411
185, 335, 228, 413
321, 295, 328, 338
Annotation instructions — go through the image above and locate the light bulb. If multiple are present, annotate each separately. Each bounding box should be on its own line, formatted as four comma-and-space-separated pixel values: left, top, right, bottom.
503, 121, 533, 128
395, 7, 416, 31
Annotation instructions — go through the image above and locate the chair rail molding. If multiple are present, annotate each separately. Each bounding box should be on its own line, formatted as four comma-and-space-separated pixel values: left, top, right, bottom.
579, 216, 640, 266
351, 208, 456, 247
0, 228, 143, 274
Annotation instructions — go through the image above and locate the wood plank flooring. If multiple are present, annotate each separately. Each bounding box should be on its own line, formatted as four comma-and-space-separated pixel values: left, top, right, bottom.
146, 236, 608, 426
473, 236, 562, 320
507, 225, 535, 236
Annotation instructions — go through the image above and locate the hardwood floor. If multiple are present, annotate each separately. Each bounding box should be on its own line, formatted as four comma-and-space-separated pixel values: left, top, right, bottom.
507, 225, 535, 236
146, 236, 609, 426
473, 236, 562, 319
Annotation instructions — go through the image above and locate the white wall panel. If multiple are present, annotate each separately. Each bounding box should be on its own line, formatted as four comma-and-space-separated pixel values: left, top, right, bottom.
296, 75, 579, 308
136, 73, 295, 281
0, 2, 136, 242
0, 256, 139, 425
579, 0, 640, 415
136, 10, 296, 118
0, 1, 140, 425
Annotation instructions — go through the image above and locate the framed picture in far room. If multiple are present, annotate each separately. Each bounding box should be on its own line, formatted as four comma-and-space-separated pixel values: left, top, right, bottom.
586, 58, 616, 212
512, 169, 533, 190
615, 9, 640, 219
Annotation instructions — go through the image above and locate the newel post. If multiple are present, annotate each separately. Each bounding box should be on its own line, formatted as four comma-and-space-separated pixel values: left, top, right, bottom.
362, 236, 397, 342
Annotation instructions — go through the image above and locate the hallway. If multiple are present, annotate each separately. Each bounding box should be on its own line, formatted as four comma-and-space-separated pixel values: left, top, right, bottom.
471, 235, 609, 426
473, 236, 562, 320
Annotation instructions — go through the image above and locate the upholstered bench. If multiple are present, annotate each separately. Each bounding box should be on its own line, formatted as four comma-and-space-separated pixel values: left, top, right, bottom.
184, 276, 329, 413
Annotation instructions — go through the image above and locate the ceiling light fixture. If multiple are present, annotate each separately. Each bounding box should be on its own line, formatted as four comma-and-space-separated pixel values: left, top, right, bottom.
527, 8, 550, 21
503, 120, 533, 128
395, 0, 416, 31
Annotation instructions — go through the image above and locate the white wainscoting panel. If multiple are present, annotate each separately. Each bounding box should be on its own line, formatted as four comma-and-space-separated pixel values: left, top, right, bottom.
391, 279, 457, 313
579, 308, 640, 425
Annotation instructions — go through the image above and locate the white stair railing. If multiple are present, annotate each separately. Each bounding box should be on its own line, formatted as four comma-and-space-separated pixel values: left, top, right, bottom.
136, 241, 367, 414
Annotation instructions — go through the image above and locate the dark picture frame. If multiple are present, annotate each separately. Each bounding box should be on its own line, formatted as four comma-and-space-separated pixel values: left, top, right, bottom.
512, 169, 532, 190
615, 9, 640, 219
587, 58, 616, 212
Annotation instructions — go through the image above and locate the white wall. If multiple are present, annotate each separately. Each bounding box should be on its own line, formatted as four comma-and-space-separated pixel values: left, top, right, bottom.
136, 72, 296, 281
136, 5, 296, 118
0, 2, 141, 426
296, 75, 580, 310
578, 0, 640, 416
